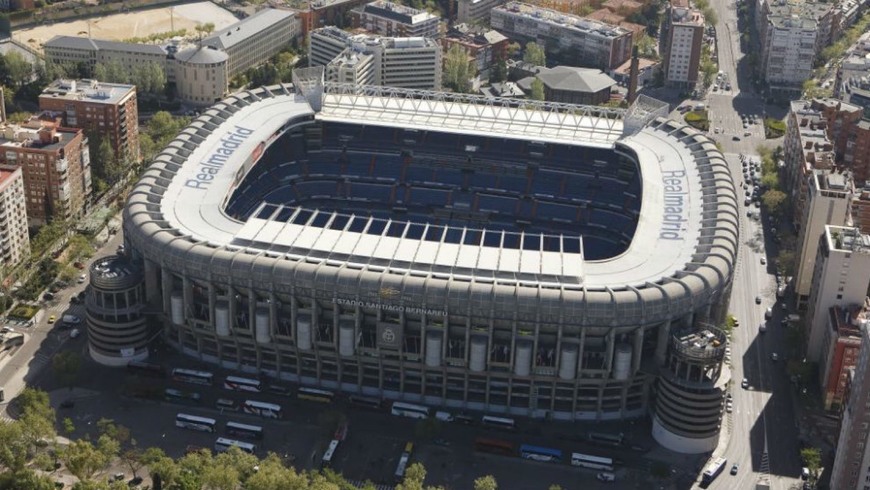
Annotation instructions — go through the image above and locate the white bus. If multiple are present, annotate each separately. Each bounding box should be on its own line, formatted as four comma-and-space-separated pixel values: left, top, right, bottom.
571, 452, 614, 471
225, 421, 264, 440
223, 376, 262, 393
391, 402, 430, 419
175, 413, 217, 433
481, 415, 516, 430
171, 368, 214, 386
297, 387, 335, 404
394, 453, 410, 483
321, 439, 340, 468
214, 437, 257, 454
242, 400, 282, 419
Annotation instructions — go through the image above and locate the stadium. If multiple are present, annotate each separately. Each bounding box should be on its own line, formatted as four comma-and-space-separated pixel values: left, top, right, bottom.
111, 69, 738, 452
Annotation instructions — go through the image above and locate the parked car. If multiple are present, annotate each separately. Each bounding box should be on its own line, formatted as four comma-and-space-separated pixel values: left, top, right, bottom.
730, 463, 739, 475
741, 378, 750, 389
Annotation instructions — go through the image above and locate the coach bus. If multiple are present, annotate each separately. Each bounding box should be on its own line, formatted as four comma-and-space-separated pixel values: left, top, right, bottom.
321, 439, 340, 468
391, 402, 430, 419
127, 361, 166, 378
297, 387, 335, 404
242, 400, 282, 419
519, 444, 563, 463
171, 368, 214, 386
165, 388, 202, 404
473, 438, 516, 456
225, 421, 264, 440
481, 415, 516, 430
571, 452, 615, 471
701, 457, 727, 485
223, 376, 262, 393
175, 413, 216, 433
214, 437, 257, 454
587, 431, 624, 447
394, 452, 410, 483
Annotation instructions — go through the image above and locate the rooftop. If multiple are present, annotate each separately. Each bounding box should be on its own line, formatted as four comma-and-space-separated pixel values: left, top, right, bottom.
0, 166, 19, 187
495, 2, 631, 38
175, 45, 229, 65
359, 0, 439, 25
44, 35, 167, 55
40, 79, 136, 105
520, 65, 616, 93
202, 8, 295, 51
827, 225, 870, 252
829, 301, 869, 338
0, 124, 79, 153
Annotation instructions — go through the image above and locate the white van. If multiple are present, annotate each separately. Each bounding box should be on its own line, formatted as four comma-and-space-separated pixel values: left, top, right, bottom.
596, 472, 615, 482
62, 315, 81, 325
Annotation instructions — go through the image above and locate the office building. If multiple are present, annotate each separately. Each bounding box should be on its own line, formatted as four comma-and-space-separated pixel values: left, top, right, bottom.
44, 36, 166, 78
830, 320, 870, 489
39, 79, 139, 161
661, 0, 704, 88
794, 170, 852, 309
821, 302, 865, 410
310, 28, 442, 90
458, 0, 507, 24
806, 226, 870, 361
351, 0, 440, 38
0, 166, 29, 267
287, 0, 370, 38
0, 122, 90, 226
201, 8, 300, 78
491, 2, 633, 70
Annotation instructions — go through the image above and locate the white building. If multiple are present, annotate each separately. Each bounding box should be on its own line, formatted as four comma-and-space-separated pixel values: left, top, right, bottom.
0, 165, 28, 267
805, 226, 870, 361
490, 2, 633, 70
201, 8, 300, 78
662, 0, 704, 87
794, 171, 852, 310
458, 0, 507, 24
310, 28, 442, 90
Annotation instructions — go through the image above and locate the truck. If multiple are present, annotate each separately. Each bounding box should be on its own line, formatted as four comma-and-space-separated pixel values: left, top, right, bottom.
3, 332, 23, 348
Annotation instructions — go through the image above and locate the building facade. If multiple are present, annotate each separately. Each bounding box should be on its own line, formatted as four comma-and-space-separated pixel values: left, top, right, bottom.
458, 0, 507, 24
0, 166, 29, 267
442, 24, 509, 81
172, 46, 230, 107
821, 303, 865, 410
784, 100, 837, 228
830, 321, 870, 490
0, 123, 90, 227
661, 0, 704, 88
351, 0, 440, 38
39, 79, 139, 161
490, 2, 633, 70
806, 226, 870, 361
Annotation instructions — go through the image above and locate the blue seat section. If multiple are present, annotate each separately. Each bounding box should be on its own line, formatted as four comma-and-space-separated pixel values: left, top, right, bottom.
224, 122, 644, 259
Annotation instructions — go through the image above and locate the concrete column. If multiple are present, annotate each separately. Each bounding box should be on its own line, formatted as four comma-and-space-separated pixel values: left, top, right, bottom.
632, 327, 644, 374
181, 276, 192, 324
655, 320, 671, 366
143, 259, 159, 305
604, 328, 616, 374
161, 267, 173, 316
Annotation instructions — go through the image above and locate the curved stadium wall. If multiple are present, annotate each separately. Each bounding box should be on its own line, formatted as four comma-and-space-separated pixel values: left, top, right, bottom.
111, 83, 737, 445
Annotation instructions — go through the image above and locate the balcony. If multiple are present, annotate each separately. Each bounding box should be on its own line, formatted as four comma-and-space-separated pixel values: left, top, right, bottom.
56, 158, 68, 174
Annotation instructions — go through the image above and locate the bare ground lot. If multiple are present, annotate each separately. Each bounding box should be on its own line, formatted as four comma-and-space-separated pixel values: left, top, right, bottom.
15, 2, 240, 54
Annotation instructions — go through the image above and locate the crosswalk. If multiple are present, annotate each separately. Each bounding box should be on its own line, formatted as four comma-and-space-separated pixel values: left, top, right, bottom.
347, 480, 395, 490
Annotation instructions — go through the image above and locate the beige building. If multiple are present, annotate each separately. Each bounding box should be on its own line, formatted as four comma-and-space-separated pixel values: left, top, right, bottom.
201, 8, 300, 78
173, 46, 230, 107
0, 165, 29, 267
662, 0, 704, 87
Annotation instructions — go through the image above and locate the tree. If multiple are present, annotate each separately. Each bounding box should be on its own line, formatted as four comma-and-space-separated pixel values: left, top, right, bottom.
800, 447, 821, 481
4, 52, 32, 88
523, 42, 546, 66
62, 417, 76, 436
700, 45, 717, 87
548, 486, 563, 490
506, 42, 521, 59
777, 249, 796, 276
396, 462, 426, 490
473, 475, 498, 490
529, 78, 545, 101
443, 43, 473, 93
761, 172, 779, 190
636, 33, 658, 60
60, 438, 112, 483
52, 351, 82, 390
93, 61, 128, 84
96, 418, 130, 447
490, 58, 507, 83
762, 189, 787, 216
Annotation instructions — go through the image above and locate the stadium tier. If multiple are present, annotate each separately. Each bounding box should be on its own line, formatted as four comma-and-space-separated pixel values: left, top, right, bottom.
109, 81, 737, 452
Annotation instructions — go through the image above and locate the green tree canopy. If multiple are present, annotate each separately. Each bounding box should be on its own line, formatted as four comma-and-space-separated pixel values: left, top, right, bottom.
443, 43, 474, 93
473, 475, 498, 490
529, 78, 545, 101
523, 42, 546, 66
762, 189, 787, 216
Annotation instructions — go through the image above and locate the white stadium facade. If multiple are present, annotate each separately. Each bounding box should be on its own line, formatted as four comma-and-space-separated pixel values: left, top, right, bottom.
92, 68, 738, 453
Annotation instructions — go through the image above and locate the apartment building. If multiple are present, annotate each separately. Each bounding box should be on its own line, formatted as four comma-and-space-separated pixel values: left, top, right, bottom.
821, 302, 866, 410
351, 0, 440, 38
756, 0, 832, 93
806, 226, 870, 361
458, 0, 507, 24
44, 37, 167, 77
442, 24, 509, 80
661, 0, 704, 88
830, 320, 870, 490
784, 101, 837, 225
0, 122, 90, 227
310, 28, 442, 90
38, 79, 138, 161
491, 2, 633, 70
201, 8, 300, 78
0, 166, 29, 267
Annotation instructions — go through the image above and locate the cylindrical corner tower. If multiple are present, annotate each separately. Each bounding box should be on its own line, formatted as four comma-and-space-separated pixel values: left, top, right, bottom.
86, 255, 150, 366
652, 326, 728, 454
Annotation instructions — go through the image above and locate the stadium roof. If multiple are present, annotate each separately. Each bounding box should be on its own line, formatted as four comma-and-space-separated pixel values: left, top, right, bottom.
152, 84, 732, 289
